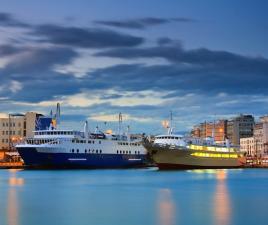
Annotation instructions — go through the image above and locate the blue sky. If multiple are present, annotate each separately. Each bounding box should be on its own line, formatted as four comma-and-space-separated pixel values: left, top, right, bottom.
0, 0, 268, 134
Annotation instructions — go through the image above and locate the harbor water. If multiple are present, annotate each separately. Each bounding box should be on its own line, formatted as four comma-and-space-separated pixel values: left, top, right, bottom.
0, 168, 268, 225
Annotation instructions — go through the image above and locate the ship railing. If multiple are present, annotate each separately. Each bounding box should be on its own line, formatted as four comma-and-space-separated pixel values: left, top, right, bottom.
25, 138, 61, 145
153, 143, 186, 150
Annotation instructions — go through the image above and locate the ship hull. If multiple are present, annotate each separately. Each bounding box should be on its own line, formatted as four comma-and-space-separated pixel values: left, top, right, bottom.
144, 144, 244, 170
17, 147, 148, 169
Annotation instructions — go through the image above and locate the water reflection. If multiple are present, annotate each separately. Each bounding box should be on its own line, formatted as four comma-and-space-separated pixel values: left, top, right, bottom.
214, 170, 231, 225
7, 169, 24, 225
157, 189, 176, 225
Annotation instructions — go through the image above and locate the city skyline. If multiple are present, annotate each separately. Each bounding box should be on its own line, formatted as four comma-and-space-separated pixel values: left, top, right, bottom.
1, 0, 268, 133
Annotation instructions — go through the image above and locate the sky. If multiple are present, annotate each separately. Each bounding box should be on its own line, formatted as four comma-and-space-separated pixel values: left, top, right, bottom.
0, 0, 268, 134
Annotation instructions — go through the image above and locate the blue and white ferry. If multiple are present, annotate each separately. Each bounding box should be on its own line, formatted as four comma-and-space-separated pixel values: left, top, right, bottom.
16, 121, 148, 168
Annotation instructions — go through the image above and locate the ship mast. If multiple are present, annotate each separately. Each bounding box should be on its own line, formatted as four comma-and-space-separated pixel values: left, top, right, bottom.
118, 112, 123, 138
168, 110, 173, 135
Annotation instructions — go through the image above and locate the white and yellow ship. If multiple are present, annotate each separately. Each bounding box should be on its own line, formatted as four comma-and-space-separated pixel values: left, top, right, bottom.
144, 130, 245, 170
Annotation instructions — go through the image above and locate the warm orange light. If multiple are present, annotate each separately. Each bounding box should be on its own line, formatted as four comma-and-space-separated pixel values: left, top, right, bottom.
216, 170, 227, 180
162, 120, 169, 128
9, 177, 24, 186
106, 129, 113, 134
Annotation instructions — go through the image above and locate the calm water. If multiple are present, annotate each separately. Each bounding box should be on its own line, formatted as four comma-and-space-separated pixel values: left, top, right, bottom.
0, 168, 268, 225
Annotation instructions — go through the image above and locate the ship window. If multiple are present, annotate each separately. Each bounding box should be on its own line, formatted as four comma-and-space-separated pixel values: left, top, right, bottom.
117, 150, 119, 154
77, 149, 79, 153
88, 140, 91, 144
126, 143, 128, 145
72, 149, 74, 153
72, 140, 75, 143
85, 149, 87, 153
92, 141, 95, 144
123, 151, 125, 154
96, 150, 98, 153
80, 140, 83, 143
99, 141, 101, 144
88, 149, 90, 153
120, 151, 122, 154
100, 150, 102, 154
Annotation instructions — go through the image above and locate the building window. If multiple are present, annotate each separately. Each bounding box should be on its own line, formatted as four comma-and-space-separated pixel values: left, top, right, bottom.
100, 150, 102, 154
77, 149, 79, 153
85, 149, 87, 153
96, 150, 98, 154
99, 141, 101, 144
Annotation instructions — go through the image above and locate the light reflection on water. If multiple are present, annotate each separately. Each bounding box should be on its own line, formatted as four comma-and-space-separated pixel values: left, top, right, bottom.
157, 189, 176, 225
214, 170, 230, 225
7, 169, 24, 225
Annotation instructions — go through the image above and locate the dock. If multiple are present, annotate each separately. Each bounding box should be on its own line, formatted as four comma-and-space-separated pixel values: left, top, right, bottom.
0, 162, 24, 169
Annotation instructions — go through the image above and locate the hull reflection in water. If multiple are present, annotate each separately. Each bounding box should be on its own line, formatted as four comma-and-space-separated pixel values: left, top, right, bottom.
157, 189, 176, 225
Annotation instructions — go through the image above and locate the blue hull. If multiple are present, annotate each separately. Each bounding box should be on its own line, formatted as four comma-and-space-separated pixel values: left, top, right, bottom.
17, 147, 148, 168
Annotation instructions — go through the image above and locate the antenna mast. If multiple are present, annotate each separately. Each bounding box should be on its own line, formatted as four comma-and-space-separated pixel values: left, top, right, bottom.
118, 112, 123, 136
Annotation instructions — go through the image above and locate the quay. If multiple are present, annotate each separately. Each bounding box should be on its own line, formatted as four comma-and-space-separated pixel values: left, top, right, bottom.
0, 162, 24, 169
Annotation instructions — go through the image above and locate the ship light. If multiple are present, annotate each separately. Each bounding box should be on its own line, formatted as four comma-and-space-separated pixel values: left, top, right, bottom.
106, 129, 113, 134
191, 152, 238, 158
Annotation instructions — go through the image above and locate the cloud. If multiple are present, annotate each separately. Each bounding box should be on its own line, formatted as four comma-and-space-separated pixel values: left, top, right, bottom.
94, 17, 195, 29
32, 24, 144, 48
0, 12, 30, 27
61, 89, 175, 108
9, 80, 23, 93
0, 45, 23, 56
88, 113, 153, 123
95, 44, 268, 71
2, 46, 78, 74
0, 11, 267, 134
